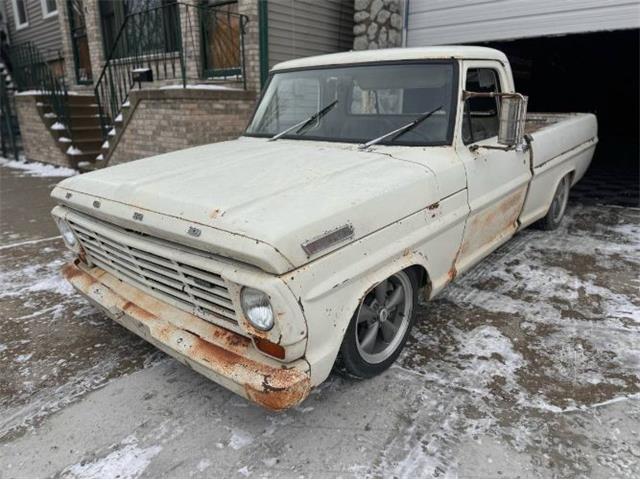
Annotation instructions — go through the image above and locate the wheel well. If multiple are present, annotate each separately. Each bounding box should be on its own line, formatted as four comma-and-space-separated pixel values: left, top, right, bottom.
564, 169, 576, 187
405, 264, 432, 298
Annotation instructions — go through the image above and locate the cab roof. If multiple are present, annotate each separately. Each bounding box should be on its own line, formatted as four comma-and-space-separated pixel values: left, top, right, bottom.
271, 46, 508, 72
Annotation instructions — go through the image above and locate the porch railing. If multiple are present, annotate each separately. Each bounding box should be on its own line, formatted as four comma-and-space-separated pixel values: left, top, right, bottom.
0, 74, 21, 160
94, 1, 248, 142
8, 42, 71, 142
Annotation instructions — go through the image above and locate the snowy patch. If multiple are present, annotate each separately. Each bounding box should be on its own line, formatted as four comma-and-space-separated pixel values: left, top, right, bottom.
15, 353, 33, 363
15, 90, 44, 96
66, 146, 83, 156
122, 100, 130, 107
115, 113, 123, 122
101, 140, 110, 149
50, 122, 67, 131
43, 112, 57, 118
108, 128, 116, 136
160, 83, 240, 91
229, 429, 254, 450
196, 459, 211, 472
0, 157, 77, 177
58, 136, 72, 143
96, 154, 104, 161
61, 435, 161, 478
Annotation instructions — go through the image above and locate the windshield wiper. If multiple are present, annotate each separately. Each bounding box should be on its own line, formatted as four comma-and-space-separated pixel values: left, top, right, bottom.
268, 100, 339, 142
359, 105, 443, 149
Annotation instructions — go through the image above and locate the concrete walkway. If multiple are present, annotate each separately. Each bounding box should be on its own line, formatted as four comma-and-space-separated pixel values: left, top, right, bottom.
0, 159, 638, 478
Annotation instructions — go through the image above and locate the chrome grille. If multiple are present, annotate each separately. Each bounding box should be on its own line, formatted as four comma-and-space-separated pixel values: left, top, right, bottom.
68, 218, 238, 325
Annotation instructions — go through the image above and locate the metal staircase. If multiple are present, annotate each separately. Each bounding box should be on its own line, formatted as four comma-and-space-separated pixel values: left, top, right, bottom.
94, 1, 249, 163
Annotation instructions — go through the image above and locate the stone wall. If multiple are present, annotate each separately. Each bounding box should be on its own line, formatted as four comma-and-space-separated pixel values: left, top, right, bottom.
14, 94, 69, 167
353, 0, 404, 50
109, 88, 256, 166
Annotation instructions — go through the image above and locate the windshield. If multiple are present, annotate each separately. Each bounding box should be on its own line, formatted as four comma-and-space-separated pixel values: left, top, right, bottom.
245, 61, 458, 146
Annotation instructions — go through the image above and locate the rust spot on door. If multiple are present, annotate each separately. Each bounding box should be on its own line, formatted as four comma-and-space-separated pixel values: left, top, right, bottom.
459, 186, 527, 260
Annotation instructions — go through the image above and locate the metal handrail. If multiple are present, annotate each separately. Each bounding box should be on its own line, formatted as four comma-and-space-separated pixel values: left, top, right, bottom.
8, 41, 71, 144
94, 1, 249, 142
0, 74, 21, 160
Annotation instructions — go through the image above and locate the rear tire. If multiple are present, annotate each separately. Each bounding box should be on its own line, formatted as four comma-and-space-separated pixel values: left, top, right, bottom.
536, 174, 571, 231
336, 269, 418, 379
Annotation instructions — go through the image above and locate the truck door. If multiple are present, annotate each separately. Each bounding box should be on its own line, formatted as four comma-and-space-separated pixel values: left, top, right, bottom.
454, 62, 532, 275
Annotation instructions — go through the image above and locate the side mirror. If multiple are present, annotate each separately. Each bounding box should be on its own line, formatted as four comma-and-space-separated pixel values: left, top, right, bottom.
498, 94, 528, 147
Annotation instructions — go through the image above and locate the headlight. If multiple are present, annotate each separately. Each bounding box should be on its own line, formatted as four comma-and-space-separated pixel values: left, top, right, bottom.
240, 287, 274, 331
54, 217, 79, 252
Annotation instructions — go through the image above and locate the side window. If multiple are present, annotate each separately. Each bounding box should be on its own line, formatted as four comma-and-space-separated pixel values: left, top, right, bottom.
462, 68, 501, 144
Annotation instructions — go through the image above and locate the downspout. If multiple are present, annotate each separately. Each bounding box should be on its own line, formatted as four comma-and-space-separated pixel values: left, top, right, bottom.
258, 0, 269, 89
402, 0, 409, 47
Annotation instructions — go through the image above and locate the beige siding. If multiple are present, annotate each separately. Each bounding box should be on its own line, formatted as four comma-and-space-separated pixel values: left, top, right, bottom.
267, 0, 354, 68
6, 0, 63, 61
407, 0, 640, 46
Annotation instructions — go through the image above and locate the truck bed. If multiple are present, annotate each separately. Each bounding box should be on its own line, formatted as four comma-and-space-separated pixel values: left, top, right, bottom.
525, 113, 598, 169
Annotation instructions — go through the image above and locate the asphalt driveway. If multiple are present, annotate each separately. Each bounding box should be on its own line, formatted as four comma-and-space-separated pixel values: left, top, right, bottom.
0, 158, 638, 478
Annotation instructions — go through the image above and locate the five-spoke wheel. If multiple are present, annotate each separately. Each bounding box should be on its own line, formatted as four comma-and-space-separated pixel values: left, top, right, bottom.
337, 269, 418, 378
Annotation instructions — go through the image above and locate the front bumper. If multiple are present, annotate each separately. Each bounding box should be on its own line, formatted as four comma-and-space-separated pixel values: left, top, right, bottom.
62, 260, 311, 411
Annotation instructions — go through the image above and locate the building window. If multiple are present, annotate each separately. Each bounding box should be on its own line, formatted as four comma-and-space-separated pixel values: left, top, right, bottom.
11, 0, 29, 29
41, 0, 58, 18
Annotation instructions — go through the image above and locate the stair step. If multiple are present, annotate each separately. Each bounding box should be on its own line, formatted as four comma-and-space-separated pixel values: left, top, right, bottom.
66, 151, 102, 163
65, 95, 99, 106
69, 116, 103, 128
69, 127, 103, 140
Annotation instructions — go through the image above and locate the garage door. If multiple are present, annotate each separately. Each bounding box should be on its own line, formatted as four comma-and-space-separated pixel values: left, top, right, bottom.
406, 0, 640, 46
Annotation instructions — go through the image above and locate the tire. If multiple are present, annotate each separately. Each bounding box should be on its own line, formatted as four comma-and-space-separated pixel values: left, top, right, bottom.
336, 269, 419, 379
536, 174, 571, 231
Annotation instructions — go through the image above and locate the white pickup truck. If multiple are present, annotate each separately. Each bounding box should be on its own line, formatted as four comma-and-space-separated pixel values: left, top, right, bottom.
52, 47, 597, 410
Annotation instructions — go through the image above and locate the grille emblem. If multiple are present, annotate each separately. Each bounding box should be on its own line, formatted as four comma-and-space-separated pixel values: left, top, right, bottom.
187, 226, 201, 237
92, 200, 101, 208
132, 212, 144, 221
65, 192, 72, 199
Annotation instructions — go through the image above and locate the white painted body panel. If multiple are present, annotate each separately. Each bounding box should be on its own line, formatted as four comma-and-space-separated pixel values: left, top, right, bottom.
53, 47, 598, 396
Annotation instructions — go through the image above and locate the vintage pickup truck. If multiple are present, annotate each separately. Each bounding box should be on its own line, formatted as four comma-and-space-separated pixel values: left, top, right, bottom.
52, 47, 597, 410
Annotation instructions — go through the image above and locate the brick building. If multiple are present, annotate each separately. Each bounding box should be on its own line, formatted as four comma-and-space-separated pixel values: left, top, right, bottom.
3, 0, 354, 169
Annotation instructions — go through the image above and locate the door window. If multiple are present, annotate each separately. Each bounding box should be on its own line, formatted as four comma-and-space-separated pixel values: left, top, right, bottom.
462, 68, 501, 144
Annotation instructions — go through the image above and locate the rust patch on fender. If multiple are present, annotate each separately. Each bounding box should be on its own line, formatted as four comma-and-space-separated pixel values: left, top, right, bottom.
447, 264, 457, 282
209, 208, 224, 219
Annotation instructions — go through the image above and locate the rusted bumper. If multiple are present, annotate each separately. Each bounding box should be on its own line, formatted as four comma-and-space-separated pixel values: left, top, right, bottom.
62, 260, 311, 411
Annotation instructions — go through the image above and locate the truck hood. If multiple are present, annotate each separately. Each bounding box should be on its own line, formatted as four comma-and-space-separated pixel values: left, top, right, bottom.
54, 137, 439, 273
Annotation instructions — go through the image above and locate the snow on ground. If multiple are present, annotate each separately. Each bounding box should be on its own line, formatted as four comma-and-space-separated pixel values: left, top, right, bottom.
0, 241, 158, 439
61, 435, 162, 478
375, 204, 640, 477
0, 157, 76, 178
1, 161, 638, 478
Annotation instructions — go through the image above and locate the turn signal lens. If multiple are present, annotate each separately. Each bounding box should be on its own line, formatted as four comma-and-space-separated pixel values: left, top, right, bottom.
254, 336, 285, 359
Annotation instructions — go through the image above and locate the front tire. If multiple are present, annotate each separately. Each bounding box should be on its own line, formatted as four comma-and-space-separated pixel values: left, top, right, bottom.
537, 174, 571, 231
336, 269, 418, 379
